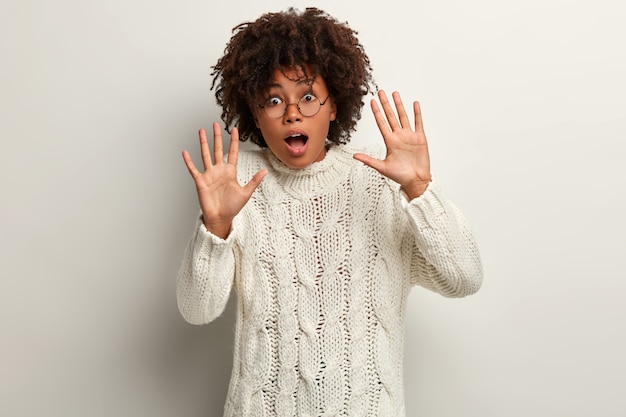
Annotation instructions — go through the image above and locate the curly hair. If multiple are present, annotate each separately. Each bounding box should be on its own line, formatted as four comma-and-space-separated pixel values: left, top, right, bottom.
210, 7, 376, 147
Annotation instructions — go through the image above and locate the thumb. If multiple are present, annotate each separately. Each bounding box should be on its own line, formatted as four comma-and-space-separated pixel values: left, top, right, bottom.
353, 153, 385, 174
242, 169, 268, 196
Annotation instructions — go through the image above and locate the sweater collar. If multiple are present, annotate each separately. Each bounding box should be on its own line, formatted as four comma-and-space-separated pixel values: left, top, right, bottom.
264, 145, 355, 196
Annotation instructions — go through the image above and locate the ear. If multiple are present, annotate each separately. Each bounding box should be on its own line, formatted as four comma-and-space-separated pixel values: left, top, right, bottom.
252, 106, 262, 128
329, 100, 337, 122
250, 100, 261, 127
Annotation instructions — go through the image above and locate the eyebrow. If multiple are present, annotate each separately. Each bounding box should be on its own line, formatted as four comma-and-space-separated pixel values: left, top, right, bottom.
267, 79, 314, 90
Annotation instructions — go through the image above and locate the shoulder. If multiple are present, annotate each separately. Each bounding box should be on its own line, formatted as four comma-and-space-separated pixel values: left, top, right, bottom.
236, 147, 268, 164
338, 143, 385, 159
236, 148, 271, 177
338, 144, 401, 193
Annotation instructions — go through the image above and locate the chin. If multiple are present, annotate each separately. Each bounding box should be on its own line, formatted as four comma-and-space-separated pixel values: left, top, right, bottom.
275, 147, 327, 169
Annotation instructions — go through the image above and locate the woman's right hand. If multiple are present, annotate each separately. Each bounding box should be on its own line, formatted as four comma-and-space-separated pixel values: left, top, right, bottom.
182, 122, 267, 238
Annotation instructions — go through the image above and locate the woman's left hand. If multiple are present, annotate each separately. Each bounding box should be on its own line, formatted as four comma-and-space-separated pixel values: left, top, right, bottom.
354, 90, 432, 199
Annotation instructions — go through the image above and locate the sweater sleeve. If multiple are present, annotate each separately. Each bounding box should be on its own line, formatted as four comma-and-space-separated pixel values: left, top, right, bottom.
401, 180, 483, 297
176, 215, 237, 324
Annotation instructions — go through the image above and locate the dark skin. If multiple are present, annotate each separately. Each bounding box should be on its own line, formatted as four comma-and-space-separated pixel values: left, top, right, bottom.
354, 90, 432, 200
182, 123, 267, 239
182, 85, 431, 239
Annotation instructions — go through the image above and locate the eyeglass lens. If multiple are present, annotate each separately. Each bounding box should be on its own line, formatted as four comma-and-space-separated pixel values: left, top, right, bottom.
264, 95, 322, 118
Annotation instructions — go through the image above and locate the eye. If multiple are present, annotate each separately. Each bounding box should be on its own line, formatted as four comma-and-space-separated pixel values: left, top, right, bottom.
265, 97, 283, 107
301, 93, 316, 103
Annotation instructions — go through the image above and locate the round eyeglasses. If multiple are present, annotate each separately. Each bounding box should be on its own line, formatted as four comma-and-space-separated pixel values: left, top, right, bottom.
259, 93, 330, 119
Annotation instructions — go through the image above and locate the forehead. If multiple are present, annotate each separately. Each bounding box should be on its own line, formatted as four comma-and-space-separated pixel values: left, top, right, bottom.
267, 66, 327, 92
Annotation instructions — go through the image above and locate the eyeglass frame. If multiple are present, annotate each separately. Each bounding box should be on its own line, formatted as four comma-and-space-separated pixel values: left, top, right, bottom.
257, 92, 331, 119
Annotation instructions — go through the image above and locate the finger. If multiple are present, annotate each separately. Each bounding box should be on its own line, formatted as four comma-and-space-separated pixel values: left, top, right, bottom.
414, 101, 425, 135
392, 91, 411, 129
182, 150, 200, 179
378, 90, 401, 131
353, 153, 386, 176
371, 99, 391, 137
242, 169, 268, 196
198, 128, 212, 170
212, 122, 224, 165
227, 127, 239, 166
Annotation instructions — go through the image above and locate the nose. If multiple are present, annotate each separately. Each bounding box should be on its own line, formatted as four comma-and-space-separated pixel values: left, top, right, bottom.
283, 102, 302, 123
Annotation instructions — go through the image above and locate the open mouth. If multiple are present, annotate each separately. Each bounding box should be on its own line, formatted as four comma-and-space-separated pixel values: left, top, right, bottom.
285, 134, 308, 150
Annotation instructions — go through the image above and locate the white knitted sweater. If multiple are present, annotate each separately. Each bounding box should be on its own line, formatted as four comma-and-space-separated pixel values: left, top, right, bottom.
177, 145, 482, 417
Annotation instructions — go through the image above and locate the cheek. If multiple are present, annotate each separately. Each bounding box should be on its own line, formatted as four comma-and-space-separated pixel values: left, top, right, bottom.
255, 117, 272, 135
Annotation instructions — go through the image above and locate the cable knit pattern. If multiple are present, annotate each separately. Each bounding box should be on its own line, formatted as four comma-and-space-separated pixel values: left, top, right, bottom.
177, 145, 482, 417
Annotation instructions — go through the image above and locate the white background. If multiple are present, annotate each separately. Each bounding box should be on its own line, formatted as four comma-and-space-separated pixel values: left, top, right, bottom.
1, 0, 625, 415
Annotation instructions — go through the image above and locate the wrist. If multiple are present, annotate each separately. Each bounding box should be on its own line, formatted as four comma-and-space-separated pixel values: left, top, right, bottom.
401, 178, 431, 200
202, 216, 232, 239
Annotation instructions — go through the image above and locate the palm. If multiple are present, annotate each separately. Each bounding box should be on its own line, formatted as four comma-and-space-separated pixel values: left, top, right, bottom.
193, 163, 250, 220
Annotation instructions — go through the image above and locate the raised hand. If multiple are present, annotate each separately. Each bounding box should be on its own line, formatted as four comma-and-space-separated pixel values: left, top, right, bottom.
353, 90, 432, 199
182, 122, 267, 238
